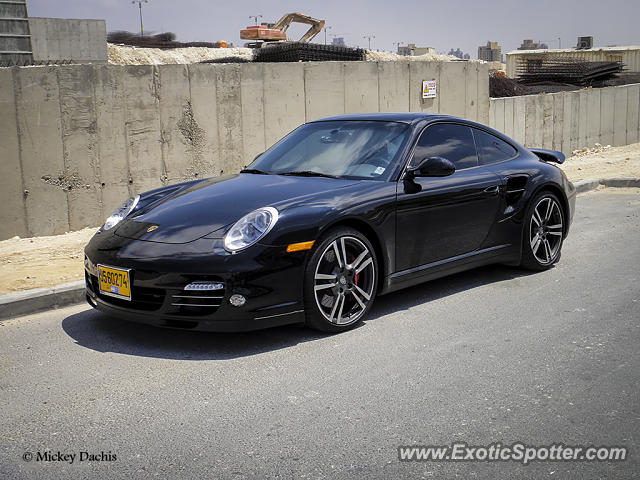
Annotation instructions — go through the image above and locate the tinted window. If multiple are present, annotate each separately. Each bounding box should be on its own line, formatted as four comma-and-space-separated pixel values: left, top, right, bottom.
411, 123, 478, 170
473, 129, 517, 165
249, 121, 411, 180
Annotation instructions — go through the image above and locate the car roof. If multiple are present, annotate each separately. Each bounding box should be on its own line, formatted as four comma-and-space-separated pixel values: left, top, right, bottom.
309, 113, 460, 125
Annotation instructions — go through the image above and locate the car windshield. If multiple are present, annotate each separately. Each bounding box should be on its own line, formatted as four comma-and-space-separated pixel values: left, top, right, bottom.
246, 121, 411, 180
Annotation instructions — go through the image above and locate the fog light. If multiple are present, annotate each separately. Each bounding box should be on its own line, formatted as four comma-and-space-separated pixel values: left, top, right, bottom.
229, 294, 246, 307
184, 281, 224, 291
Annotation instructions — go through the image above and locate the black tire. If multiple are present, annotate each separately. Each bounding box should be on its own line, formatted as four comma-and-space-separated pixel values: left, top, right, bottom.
520, 191, 565, 271
304, 227, 378, 332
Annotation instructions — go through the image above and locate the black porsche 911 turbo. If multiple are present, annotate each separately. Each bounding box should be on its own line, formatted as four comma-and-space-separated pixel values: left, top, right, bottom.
84, 113, 576, 332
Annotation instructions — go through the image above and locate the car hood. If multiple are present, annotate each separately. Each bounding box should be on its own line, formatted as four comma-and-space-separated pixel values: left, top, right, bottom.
114, 173, 360, 244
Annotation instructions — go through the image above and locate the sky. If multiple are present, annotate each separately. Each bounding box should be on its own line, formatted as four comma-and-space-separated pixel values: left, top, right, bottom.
27, 0, 640, 57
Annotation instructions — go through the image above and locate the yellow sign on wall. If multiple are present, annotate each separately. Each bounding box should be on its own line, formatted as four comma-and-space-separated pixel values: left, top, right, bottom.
422, 80, 437, 99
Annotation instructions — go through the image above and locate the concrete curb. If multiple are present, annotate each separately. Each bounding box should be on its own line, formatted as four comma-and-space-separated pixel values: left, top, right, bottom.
0, 281, 85, 321
1, 177, 639, 322
575, 177, 640, 194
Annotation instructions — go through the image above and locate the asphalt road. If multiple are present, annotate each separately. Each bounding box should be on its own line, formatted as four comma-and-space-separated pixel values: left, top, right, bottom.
1, 190, 639, 479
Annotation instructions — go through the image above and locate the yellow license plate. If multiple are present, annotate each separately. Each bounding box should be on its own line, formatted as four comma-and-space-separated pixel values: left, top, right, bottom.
98, 265, 132, 301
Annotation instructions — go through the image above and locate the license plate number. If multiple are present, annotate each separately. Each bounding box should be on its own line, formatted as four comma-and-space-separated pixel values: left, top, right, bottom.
98, 265, 131, 301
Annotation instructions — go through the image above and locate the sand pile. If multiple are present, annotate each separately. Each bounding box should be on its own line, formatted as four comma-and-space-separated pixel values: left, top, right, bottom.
366, 51, 458, 62
108, 43, 464, 65
107, 44, 254, 65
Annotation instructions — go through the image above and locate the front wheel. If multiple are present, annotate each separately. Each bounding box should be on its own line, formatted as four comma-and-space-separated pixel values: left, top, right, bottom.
520, 191, 565, 271
304, 227, 378, 332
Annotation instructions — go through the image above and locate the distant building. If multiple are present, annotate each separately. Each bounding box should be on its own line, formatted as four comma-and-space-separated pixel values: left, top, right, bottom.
397, 43, 435, 56
478, 41, 502, 62
447, 48, 469, 60
518, 39, 548, 50
331, 37, 345, 46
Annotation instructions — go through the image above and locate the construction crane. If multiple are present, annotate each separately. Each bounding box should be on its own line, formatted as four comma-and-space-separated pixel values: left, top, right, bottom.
240, 12, 325, 47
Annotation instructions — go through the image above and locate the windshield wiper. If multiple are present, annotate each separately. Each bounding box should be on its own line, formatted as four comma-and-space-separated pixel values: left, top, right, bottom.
279, 170, 340, 179
240, 168, 271, 175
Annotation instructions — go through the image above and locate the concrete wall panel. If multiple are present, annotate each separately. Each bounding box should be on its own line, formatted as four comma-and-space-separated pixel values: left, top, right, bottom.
613, 86, 628, 146
464, 63, 478, 121
263, 62, 305, 147
215, 64, 244, 174
14, 67, 69, 236
93, 65, 131, 215
409, 61, 439, 114
56, 64, 102, 230
240, 63, 267, 164
512, 96, 526, 144
627, 84, 640, 145
304, 62, 345, 121
0, 69, 27, 238
378, 61, 410, 112
122, 66, 164, 196
586, 89, 601, 147
599, 88, 615, 146
344, 62, 378, 113
187, 64, 220, 178
489, 98, 504, 133
477, 64, 490, 124
552, 94, 564, 151
542, 93, 555, 149
503, 95, 515, 139
157, 65, 192, 183
439, 62, 466, 117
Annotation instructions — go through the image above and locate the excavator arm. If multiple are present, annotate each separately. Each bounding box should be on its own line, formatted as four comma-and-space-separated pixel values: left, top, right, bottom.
271, 12, 325, 42
241, 12, 325, 44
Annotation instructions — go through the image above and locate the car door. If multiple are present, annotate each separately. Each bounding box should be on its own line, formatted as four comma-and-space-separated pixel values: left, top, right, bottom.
395, 122, 502, 272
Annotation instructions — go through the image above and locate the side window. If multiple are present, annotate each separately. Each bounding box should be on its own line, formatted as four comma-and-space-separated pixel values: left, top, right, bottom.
473, 128, 518, 165
411, 123, 478, 170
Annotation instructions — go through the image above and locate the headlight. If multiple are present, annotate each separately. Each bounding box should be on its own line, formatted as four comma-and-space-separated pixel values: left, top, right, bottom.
223, 207, 279, 252
102, 195, 140, 231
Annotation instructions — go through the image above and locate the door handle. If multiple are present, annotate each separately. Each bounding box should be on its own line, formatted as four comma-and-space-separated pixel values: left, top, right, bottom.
483, 185, 499, 194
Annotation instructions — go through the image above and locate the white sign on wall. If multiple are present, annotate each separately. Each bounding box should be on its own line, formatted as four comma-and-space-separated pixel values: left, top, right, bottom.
422, 80, 437, 99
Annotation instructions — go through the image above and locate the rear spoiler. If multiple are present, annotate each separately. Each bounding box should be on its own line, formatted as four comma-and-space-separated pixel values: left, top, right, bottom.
529, 148, 565, 164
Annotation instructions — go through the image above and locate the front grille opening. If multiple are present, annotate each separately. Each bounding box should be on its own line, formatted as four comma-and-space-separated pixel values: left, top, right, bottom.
169, 288, 225, 317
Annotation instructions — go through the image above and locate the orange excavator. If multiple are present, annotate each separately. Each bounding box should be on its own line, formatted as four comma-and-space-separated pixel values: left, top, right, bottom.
241, 12, 325, 47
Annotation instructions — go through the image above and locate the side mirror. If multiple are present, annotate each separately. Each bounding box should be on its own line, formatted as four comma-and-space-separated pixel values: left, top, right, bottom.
406, 156, 456, 178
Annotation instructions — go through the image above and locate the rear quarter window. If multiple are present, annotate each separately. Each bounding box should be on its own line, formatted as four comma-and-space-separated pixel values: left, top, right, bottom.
473, 129, 518, 165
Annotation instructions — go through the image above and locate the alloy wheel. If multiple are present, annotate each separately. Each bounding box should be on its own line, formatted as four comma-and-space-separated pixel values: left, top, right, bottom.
529, 196, 563, 265
313, 236, 376, 325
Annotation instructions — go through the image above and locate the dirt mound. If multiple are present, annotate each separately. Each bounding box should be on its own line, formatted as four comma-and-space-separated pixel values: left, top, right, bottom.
107, 44, 254, 65
365, 50, 456, 62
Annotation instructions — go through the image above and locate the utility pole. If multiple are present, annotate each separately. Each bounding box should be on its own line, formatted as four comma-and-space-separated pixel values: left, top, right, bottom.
363, 35, 375, 50
249, 15, 263, 26
131, 0, 149, 36
323, 26, 332, 45
558, 37, 561, 49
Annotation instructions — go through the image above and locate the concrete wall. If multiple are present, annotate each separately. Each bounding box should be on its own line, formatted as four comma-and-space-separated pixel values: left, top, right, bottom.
28, 18, 107, 63
489, 84, 640, 155
0, 60, 488, 240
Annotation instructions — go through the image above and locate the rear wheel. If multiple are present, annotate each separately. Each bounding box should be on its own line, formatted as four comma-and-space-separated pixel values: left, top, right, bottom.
520, 191, 565, 271
304, 227, 378, 332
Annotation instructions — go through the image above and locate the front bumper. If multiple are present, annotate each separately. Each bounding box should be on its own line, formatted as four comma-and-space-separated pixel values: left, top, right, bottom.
84, 232, 308, 332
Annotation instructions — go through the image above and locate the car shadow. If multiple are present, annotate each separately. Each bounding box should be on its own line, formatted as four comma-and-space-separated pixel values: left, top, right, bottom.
61, 264, 536, 360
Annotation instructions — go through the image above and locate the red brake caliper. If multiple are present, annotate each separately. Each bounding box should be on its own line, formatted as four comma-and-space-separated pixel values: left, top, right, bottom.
354, 273, 360, 285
